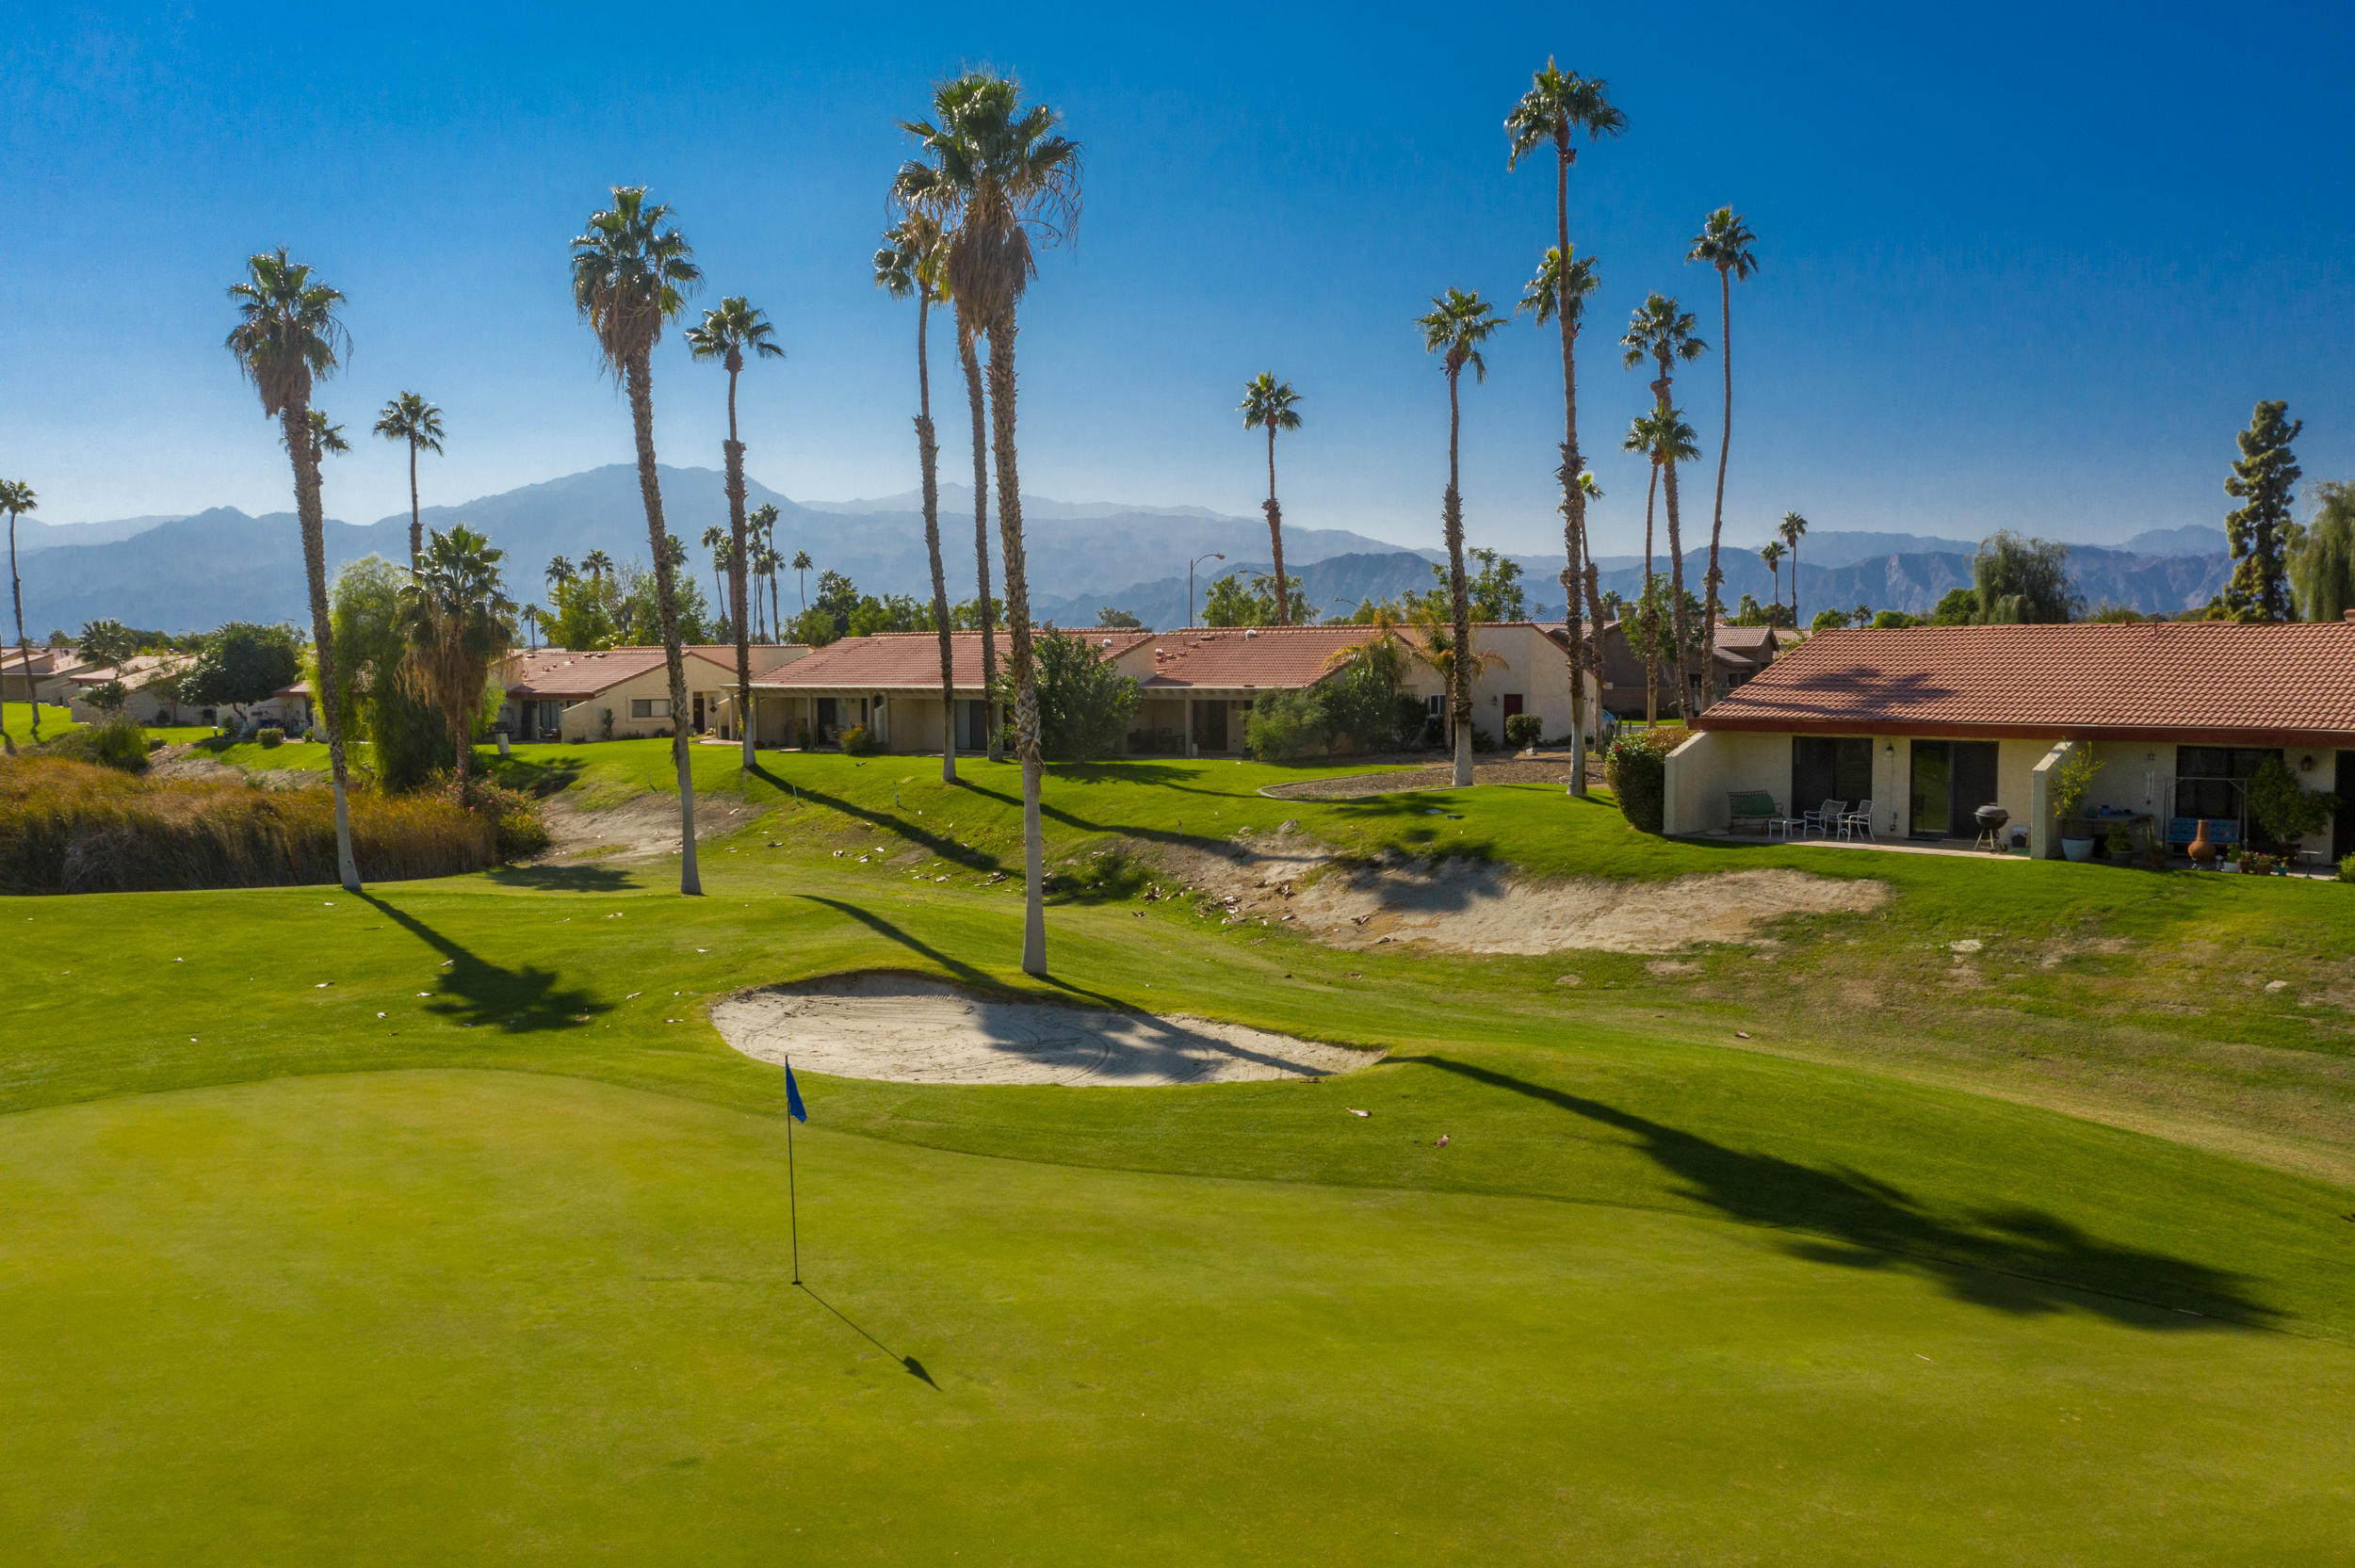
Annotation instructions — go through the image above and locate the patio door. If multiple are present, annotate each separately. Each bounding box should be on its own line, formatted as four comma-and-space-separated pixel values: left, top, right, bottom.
1792, 736, 1871, 820
1909, 741, 1951, 836
2337, 752, 2354, 865
1949, 742, 1998, 836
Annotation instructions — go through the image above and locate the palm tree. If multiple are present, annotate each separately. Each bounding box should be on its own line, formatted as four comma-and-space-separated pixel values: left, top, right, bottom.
224, 250, 361, 892
748, 505, 782, 641
701, 525, 729, 615
1624, 407, 1698, 722
398, 525, 512, 783
545, 555, 575, 602
686, 296, 783, 768
569, 185, 706, 896
899, 70, 1081, 978
371, 392, 446, 567
754, 543, 783, 641
790, 549, 812, 614
581, 548, 613, 583
522, 603, 542, 651
1759, 541, 1785, 622
1403, 597, 1504, 752
1507, 57, 1624, 795
3, 478, 39, 750
1687, 208, 1760, 705
1778, 510, 1810, 626
1238, 373, 1303, 625
877, 215, 961, 781
1622, 294, 1709, 716
1417, 286, 1504, 787
1519, 244, 1602, 773
301, 409, 350, 461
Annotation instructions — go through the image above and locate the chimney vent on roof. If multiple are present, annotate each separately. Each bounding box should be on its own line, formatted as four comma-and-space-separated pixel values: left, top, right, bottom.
2345, 609, 2355, 622
1243, 628, 1258, 638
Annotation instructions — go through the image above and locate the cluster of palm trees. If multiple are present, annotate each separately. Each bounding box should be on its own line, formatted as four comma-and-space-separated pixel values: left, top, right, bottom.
1758, 510, 1810, 627
4, 477, 41, 752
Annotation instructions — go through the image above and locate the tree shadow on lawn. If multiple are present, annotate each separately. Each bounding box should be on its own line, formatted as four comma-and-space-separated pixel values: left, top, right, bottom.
358, 892, 609, 1034
749, 765, 1003, 873
1398, 1054, 2275, 1330
484, 864, 638, 893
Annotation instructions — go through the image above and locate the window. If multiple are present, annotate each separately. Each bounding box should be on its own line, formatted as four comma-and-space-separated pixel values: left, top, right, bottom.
1792, 736, 1873, 815
629, 698, 671, 719
2176, 746, 2272, 824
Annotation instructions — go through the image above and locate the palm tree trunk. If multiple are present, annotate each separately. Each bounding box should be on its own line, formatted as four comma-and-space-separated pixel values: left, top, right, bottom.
7, 509, 32, 750
983, 314, 1046, 978
1554, 137, 1590, 796
281, 396, 360, 892
623, 348, 701, 897
768, 573, 779, 646
1700, 267, 1732, 713
1664, 454, 1694, 719
917, 290, 957, 784
407, 439, 422, 569
1791, 538, 1801, 627
723, 364, 755, 771
958, 315, 1000, 763
1264, 425, 1290, 627
1643, 461, 1660, 728
1443, 368, 1474, 789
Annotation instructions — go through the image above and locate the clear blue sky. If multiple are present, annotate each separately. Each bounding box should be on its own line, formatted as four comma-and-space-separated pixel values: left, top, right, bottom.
8, 2, 2352, 558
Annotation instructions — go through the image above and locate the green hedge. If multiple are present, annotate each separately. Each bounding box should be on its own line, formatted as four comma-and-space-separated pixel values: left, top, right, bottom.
1602, 725, 1690, 833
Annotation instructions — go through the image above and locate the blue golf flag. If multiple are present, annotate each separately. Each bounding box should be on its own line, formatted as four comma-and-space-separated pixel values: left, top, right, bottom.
785, 1062, 807, 1123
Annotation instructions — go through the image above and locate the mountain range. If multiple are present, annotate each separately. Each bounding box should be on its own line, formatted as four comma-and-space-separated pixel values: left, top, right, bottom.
10, 462, 2234, 636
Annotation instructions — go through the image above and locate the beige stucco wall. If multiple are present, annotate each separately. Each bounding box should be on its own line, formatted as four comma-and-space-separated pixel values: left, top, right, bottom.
555, 656, 735, 741
1662, 729, 1796, 834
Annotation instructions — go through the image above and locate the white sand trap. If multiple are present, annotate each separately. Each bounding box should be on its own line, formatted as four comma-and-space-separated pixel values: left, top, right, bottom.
711, 972, 1380, 1087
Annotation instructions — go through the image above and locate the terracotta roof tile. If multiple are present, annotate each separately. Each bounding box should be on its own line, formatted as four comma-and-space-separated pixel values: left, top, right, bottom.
753, 631, 1153, 691
1697, 622, 2355, 742
1135, 626, 1387, 690
504, 646, 740, 700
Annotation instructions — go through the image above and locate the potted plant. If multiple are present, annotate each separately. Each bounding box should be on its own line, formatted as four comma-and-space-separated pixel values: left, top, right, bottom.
2050, 746, 2103, 862
2103, 822, 2133, 864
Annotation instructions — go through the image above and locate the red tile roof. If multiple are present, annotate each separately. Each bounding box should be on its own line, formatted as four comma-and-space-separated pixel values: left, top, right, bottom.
504, 646, 740, 700
1696, 622, 2355, 743
1134, 626, 1400, 690
753, 631, 1154, 691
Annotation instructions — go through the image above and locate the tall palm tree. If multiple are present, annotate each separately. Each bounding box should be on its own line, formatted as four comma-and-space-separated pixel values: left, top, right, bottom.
687, 296, 783, 768
1238, 373, 1303, 625
748, 506, 780, 641
754, 542, 784, 641
1507, 57, 1624, 796
581, 548, 613, 583
371, 392, 446, 567
1778, 510, 1809, 626
1687, 208, 1760, 705
545, 555, 575, 603
1417, 287, 1504, 787
1624, 408, 1699, 722
701, 525, 729, 614
899, 69, 1081, 978
1622, 294, 1709, 716
522, 603, 542, 651
876, 215, 960, 781
569, 185, 706, 896
3, 478, 38, 751
224, 250, 361, 892
398, 525, 512, 783
1519, 244, 1602, 768
1759, 540, 1785, 622
790, 549, 812, 614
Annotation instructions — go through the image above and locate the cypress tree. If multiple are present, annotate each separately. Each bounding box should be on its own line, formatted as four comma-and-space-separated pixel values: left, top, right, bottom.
2221, 399, 2301, 622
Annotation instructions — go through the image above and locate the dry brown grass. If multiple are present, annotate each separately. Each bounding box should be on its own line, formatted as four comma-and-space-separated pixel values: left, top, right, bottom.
0, 756, 496, 894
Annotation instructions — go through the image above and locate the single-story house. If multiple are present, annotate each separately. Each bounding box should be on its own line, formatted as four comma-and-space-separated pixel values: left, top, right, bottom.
63, 654, 203, 725
246, 682, 314, 732
2, 646, 93, 705
498, 644, 808, 742
741, 622, 1597, 756
1663, 620, 2355, 863
1580, 620, 1800, 719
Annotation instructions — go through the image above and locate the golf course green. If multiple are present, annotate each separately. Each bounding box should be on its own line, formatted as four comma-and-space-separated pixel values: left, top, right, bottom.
3, 745, 2351, 1562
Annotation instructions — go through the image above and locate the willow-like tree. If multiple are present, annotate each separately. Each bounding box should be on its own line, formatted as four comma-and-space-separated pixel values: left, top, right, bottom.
1506, 58, 1623, 795
686, 295, 783, 769
1621, 294, 1709, 716
398, 525, 512, 782
371, 392, 446, 567
1686, 208, 1758, 704
1418, 287, 1505, 788
876, 214, 961, 781
2221, 399, 2302, 622
225, 251, 361, 891
1238, 373, 1303, 625
2295, 481, 2355, 623
569, 186, 706, 895
3, 478, 39, 751
1778, 511, 1808, 626
899, 70, 1081, 978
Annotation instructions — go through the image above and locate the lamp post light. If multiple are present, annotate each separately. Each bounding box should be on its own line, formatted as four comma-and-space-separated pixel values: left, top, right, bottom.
1188, 552, 1225, 629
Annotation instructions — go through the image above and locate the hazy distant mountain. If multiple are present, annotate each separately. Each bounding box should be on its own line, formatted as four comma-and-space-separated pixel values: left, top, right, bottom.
1042, 551, 1457, 631
808, 483, 1239, 523
13, 514, 189, 552
2118, 524, 2230, 557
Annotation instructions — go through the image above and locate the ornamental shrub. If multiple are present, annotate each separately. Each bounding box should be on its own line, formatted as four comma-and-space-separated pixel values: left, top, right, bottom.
2247, 755, 2339, 844
257, 726, 284, 749
1504, 713, 1543, 750
1603, 724, 1691, 833
44, 717, 150, 773
838, 724, 882, 757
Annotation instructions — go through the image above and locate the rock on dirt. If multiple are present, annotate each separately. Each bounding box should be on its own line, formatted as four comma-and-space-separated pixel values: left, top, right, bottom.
1149, 827, 1888, 957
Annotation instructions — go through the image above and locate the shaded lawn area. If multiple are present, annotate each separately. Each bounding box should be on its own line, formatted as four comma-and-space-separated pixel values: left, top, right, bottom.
1, 703, 77, 747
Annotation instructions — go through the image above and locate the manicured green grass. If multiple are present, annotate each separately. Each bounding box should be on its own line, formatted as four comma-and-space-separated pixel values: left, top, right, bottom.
1, 703, 76, 746
6, 749, 2353, 1559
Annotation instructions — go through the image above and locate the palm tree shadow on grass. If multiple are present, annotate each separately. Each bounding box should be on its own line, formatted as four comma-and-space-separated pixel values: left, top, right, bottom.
358, 892, 608, 1033
1397, 1055, 2275, 1330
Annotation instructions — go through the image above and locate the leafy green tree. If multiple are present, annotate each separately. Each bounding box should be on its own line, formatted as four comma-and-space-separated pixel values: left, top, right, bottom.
1239, 373, 1303, 623
1203, 572, 1309, 627
1507, 57, 1623, 797
1929, 587, 1976, 625
687, 295, 783, 768
1810, 607, 1853, 631
1970, 531, 2079, 623
876, 214, 960, 780
2247, 754, 2340, 845
1096, 606, 1142, 628
398, 525, 513, 782
1418, 286, 1506, 786
990, 628, 1136, 761
179, 622, 302, 718
848, 593, 932, 636
2221, 399, 2301, 622
330, 556, 454, 789
1687, 208, 1759, 705
370, 392, 445, 566
225, 248, 361, 891
570, 185, 705, 895
1870, 609, 1922, 628
544, 570, 621, 651
2294, 480, 2355, 622
1622, 294, 1709, 718
3, 478, 37, 750
788, 605, 839, 647
1433, 547, 1526, 622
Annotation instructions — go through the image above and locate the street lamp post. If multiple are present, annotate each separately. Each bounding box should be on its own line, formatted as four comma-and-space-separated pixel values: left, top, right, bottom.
1188, 552, 1226, 629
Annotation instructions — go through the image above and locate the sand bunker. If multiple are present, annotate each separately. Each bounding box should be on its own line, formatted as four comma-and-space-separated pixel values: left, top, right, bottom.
542, 791, 767, 861
711, 973, 1379, 1087
1154, 829, 1888, 956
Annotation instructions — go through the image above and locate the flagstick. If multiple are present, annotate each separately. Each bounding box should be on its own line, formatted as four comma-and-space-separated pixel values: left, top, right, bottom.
786, 1060, 803, 1285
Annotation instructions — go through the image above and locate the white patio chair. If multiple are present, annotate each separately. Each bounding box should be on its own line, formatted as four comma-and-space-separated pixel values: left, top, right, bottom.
1801, 800, 1845, 838
1838, 800, 1875, 841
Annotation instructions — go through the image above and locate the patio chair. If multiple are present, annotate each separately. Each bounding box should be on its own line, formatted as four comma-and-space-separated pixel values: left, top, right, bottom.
1726, 791, 1779, 835
1801, 800, 1846, 838
1838, 800, 1876, 841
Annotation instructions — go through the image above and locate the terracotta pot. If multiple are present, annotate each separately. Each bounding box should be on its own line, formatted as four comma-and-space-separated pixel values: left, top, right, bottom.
2187, 820, 2219, 866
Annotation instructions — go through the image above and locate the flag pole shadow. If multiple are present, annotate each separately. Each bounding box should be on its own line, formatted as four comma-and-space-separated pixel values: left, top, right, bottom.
797, 1284, 940, 1389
